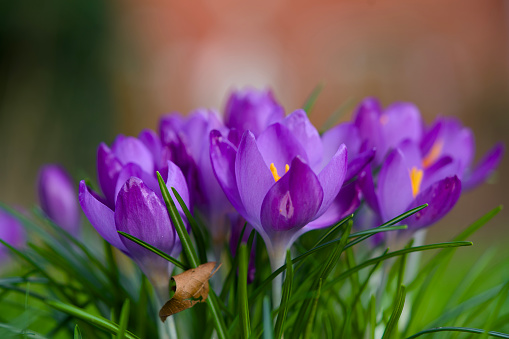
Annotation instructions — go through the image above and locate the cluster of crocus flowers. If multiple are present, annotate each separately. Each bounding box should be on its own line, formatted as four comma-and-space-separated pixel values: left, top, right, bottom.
75, 88, 502, 289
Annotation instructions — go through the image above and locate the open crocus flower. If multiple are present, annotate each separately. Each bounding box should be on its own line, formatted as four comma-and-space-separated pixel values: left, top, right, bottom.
421, 117, 504, 190
224, 87, 285, 138
0, 209, 25, 264
38, 164, 81, 236
159, 110, 235, 245
360, 140, 462, 230
210, 109, 348, 269
80, 134, 189, 298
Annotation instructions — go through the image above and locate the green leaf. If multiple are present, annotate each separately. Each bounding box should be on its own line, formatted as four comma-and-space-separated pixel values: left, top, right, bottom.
302, 83, 324, 116
382, 285, 406, 339
238, 244, 251, 339
45, 300, 139, 339
405, 327, 509, 339
117, 231, 188, 270
116, 299, 130, 339
74, 324, 82, 339
303, 278, 322, 339
275, 250, 294, 339
263, 296, 274, 339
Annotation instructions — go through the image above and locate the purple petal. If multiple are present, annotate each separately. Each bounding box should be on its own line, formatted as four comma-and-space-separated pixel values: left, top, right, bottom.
256, 123, 309, 171
358, 165, 381, 215
345, 148, 376, 182
227, 128, 242, 147
316, 144, 347, 217
422, 156, 460, 191
306, 181, 361, 229
138, 129, 163, 171
281, 110, 323, 170
114, 163, 160, 204
210, 130, 247, 217
0, 209, 25, 259
97, 143, 123, 207
377, 149, 414, 221
405, 176, 462, 229
159, 113, 186, 145
166, 160, 191, 210
261, 157, 323, 233
397, 140, 422, 170
321, 122, 361, 167
111, 135, 154, 175
78, 181, 127, 252
236, 131, 275, 226
38, 165, 80, 236
115, 177, 176, 277
353, 98, 385, 163
381, 102, 423, 151
463, 143, 504, 190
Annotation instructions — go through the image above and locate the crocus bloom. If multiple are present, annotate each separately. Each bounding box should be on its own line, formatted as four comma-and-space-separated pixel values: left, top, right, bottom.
38, 165, 80, 236
210, 109, 348, 269
420, 117, 504, 190
0, 209, 25, 263
80, 134, 188, 297
159, 110, 234, 244
224, 88, 285, 138
360, 140, 462, 230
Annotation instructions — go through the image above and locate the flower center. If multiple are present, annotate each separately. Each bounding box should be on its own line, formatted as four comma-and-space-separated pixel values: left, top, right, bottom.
422, 139, 443, 169
409, 167, 424, 198
270, 163, 289, 182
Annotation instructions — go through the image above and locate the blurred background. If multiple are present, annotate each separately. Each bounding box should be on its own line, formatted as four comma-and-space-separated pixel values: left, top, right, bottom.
1, 0, 508, 242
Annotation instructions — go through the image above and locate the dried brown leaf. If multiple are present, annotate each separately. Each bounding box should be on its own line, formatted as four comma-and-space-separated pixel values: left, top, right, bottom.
159, 262, 221, 322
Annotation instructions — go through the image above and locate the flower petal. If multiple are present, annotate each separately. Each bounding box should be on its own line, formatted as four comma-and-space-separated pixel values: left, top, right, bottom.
260, 157, 323, 233
236, 131, 275, 226
377, 149, 414, 221
138, 129, 163, 171
463, 143, 504, 190
281, 110, 323, 170
210, 130, 247, 217
405, 176, 462, 229
111, 135, 154, 175
321, 122, 361, 167
345, 148, 376, 182
115, 177, 176, 274
97, 143, 123, 207
353, 98, 385, 163
256, 123, 309, 171
166, 160, 191, 211
381, 102, 423, 151
78, 181, 127, 252
316, 144, 347, 217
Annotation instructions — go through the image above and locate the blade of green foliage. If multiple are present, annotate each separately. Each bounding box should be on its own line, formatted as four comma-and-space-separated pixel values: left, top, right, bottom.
157, 172, 228, 339
275, 250, 294, 339
0, 323, 48, 339
312, 215, 352, 247
302, 83, 324, 116
73, 325, 82, 339
118, 231, 188, 270
481, 282, 509, 339
382, 285, 406, 339
263, 296, 274, 339
406, 327, 509, 339
116, 299, 130, 339
220, 224, 248, 302
238, 244, 251, 339
171, 188, 208, 264
303, 278, 322, 339
45, 300, 139, 339
369, 295, 376, 339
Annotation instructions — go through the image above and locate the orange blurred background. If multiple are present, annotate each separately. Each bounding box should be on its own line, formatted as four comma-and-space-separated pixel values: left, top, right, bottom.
1, 0, 508, 241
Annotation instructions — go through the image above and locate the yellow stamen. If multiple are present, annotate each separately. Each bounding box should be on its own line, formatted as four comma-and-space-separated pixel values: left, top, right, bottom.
270, 163, 289, 182
409, 167, 424, 198
422, 140, 443, 169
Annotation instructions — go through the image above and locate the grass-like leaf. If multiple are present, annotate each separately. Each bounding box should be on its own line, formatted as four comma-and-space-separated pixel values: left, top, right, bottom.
263, 296, 274, 339
74, 324, 82, 339
405, 327, 509, 339
118, 231, 188, 270
275, 250, 293, 339
302, 83, 324, 116
116, 299, 130, 339
382, 285, 406, 339
238, 244, 251, 339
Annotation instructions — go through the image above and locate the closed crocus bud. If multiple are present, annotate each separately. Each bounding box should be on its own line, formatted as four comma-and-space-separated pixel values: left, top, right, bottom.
224, 88, 285, 137
0, 209, 25, 263
38, 165, 80, 236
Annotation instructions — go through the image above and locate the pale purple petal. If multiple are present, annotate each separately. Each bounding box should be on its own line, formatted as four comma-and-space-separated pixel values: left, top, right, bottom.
138, 129, 163, 171
405, 176, 462, 229
358, 165, 381, 215
111, 135, 154, 175
78, 181, 127, 252
381, 102, 423, 151
316, 144, 347, 217
97, 143, 122, 208
261, 157, 323, 232
0, 209, 25, 260
353, 98, 385, 163
345, 148, 376, 182
256, 123, 309, 171
463, 143, 504, 190
114, 163, 160, 204
422, 156, 460, 191
236, 131, 275, 226
321, 122, 361, 167
166, 160, 191, 210
377, 149, 414, 221
280, 110, 323, 170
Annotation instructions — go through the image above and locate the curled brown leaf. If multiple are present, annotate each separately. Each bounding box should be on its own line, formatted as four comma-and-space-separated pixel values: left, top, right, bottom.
159, 262, 221, 322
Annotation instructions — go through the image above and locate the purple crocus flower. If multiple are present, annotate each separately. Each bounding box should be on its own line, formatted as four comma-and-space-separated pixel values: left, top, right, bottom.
210, 109, 348, 269
224, 88, 285, 138
159, 110, 235, 244
0, 209, 25, 263
420, 117, 504, 190
80, 134, 188, 297
38, 165, 80, 236
359, 140, 462, 230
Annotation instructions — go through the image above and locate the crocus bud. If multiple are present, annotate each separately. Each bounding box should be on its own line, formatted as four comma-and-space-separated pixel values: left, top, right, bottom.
0, 209, 25, 263
38, 165, 80, 236
224, 88, 284, 137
